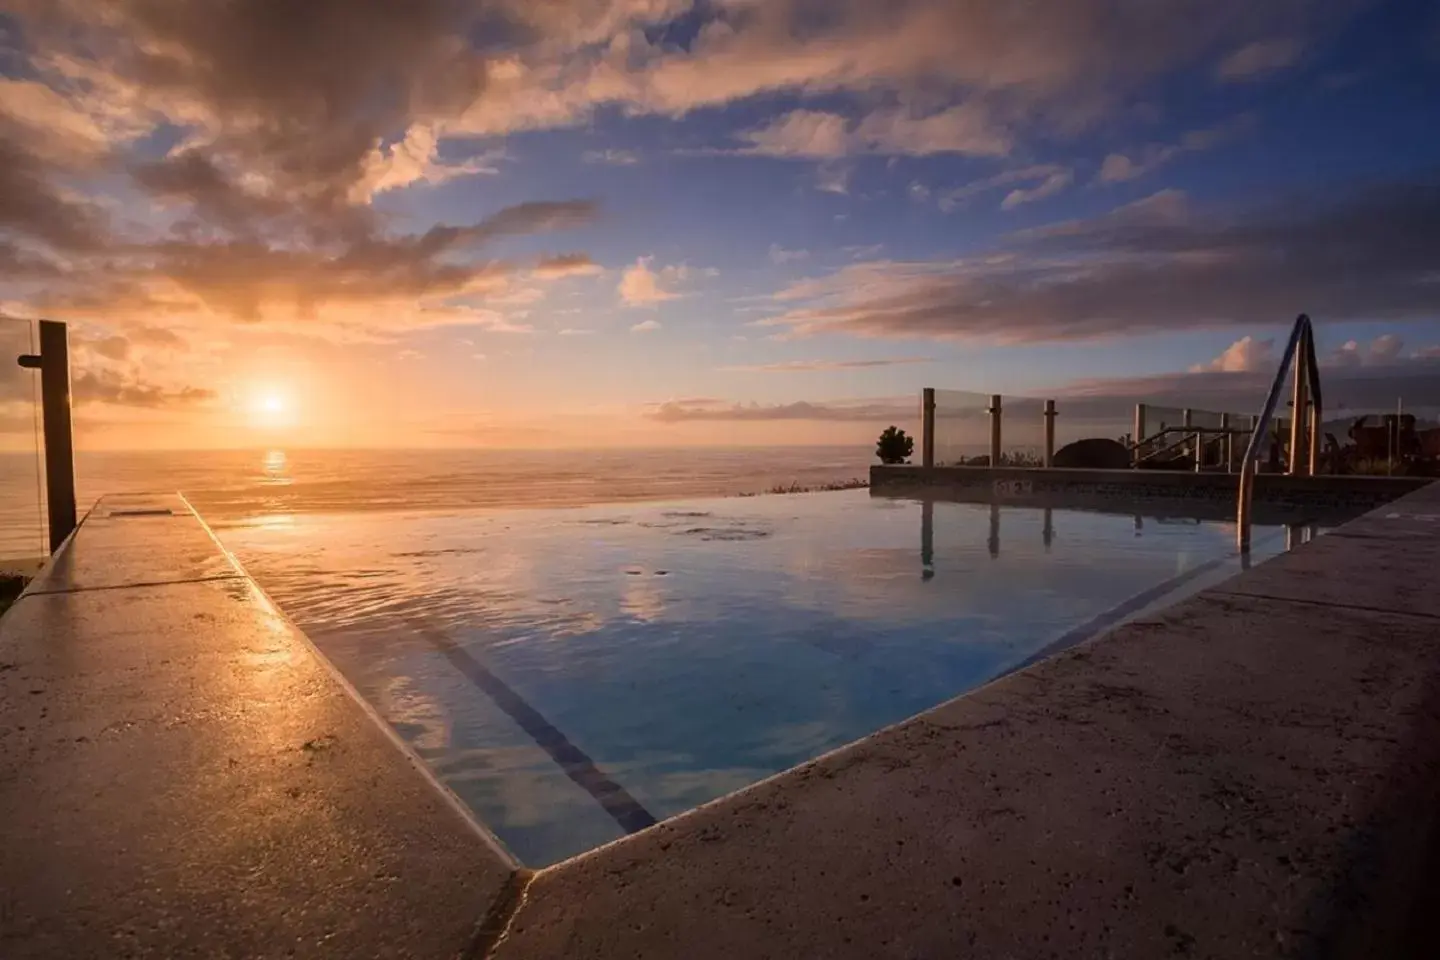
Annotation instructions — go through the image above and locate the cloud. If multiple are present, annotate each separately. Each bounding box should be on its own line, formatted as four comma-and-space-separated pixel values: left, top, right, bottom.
768, 244, 809, 265
582, 148, 641, 166
557, 327, 594, 336
937, 165, 1069, 212
1, 0, 1363, 349
72, 368, 214, 409
24, 198, 600, 328
763, 175, 1440, 343
350, 126, 503, 202
618, 256, 688, 306
1215, 38, 1306, 82
0, 323, 210, 414
999, 169, 1073, 209
1190, 335, 1276, 373
8, 0, 1359, 199
735, 104, 1008, 160
1053, 357, 1440, 427
736, 110, 851, 159
814, 165, 852, 196
532, 253, 604, 279
450, 0, 1348, 148
1097, 115, 1255, 184
1331, 333, 1407, 368
722, 358, 933, 373
0, 138, 109, 253
15, 0, 488, 210
630, 319, 662, 333
646, 398, 914, 423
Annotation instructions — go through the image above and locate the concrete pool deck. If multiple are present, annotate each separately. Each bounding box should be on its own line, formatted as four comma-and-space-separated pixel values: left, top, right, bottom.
2, 484, 1439, 957
0, 494, 520, 958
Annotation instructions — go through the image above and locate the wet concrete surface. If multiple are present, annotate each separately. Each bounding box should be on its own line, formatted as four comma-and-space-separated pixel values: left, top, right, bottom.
0, 495, 518, 958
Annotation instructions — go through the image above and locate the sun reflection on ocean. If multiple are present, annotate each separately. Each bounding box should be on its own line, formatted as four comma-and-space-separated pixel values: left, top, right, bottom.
261, 449, 291, 484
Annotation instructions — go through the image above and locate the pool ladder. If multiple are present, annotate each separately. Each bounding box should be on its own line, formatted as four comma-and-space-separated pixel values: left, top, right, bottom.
1236, 314, 1323, 551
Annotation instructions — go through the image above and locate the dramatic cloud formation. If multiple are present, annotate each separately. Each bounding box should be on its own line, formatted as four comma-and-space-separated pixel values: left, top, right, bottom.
765, 177, 1440, 342
0, 0, 1427, 452
0, 1, 607, 343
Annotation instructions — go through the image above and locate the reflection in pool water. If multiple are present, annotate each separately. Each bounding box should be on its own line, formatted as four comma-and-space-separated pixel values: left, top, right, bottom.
218, 490, 1297, 866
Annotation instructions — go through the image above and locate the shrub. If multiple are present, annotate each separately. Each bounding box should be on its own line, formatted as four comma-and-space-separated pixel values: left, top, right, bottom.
876, 426, 915, 464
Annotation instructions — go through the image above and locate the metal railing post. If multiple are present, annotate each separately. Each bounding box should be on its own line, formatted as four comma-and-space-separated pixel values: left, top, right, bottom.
16, 319, 77, 553
1220, 413, 1233, 473
921, 387, 936, 468
1288, 330, 1309, 476
1133, 403, 1147, 466
988, 394, 1002, 466
1042, 399, 1057, 468
1304, 330, 1323, 476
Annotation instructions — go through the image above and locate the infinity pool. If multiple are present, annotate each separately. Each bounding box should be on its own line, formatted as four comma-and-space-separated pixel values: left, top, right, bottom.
218, 491, 1298, 865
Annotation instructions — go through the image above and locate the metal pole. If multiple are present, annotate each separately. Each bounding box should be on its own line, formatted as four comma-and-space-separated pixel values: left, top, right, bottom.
1237, 457, 1255, 551
988, 394, 1002, 467
1133, 403, 1147, 466
1042, 399, 1056, 468
18, 320, 77, 553
1180, 409, 1194, 470
1220, 413, 1232, 474
921, 387, 936, 468
920, 499, 934, 581
1288, 337, 1308, 476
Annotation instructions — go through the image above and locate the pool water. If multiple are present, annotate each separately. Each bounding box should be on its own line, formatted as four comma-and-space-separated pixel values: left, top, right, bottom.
217, 490, 1297, 865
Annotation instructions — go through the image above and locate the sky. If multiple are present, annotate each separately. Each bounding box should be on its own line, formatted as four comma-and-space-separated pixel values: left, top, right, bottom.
1, 0, 1439, 450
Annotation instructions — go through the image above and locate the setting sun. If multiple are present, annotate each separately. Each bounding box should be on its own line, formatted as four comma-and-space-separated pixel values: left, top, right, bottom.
247, 389, 294, 430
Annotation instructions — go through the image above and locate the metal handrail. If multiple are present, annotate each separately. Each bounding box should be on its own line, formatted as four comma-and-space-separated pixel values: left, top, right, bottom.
1237, 314, 1321, 550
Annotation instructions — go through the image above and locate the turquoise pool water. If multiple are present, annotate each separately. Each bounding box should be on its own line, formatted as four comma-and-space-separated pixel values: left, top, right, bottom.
217, 490, 1297, 865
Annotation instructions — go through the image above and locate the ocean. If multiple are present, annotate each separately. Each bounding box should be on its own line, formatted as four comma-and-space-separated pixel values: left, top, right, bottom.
0, 446, 874, 565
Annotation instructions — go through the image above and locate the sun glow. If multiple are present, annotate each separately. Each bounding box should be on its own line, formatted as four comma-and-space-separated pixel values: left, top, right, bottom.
247, 388, 295, 430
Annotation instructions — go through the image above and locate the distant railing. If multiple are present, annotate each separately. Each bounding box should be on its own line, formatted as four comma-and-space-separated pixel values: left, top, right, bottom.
920, 389, 1260, 472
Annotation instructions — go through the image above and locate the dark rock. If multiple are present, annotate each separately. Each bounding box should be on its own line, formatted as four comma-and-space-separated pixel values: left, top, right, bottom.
1052, 438, 1131, 470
